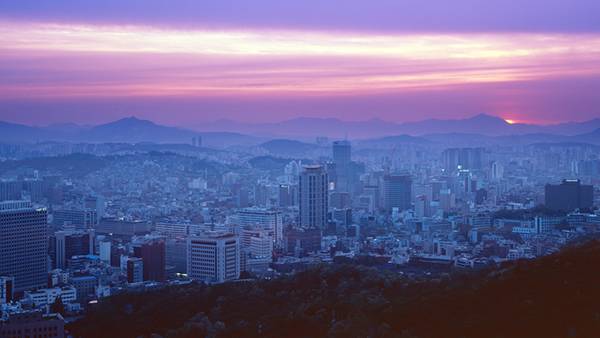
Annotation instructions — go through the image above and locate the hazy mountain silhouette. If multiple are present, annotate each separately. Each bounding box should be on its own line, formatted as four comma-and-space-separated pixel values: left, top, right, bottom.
260, 139, 320, 157
2, 114, 599, 145
0, 116, 261, 147
0, 121, 57, 142
199, 114, 600, 138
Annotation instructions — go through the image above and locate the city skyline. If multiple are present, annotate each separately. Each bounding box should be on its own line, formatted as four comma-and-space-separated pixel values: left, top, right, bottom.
1, 1, 600, 126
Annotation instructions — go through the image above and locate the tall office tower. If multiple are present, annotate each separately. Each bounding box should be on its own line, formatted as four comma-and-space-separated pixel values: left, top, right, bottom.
54, 230, 94, 269
545, 179, 594, 212
22, 179, 44, 202
126, 257, 144, 283
0, 201, 48, 292
132, 236, 166, 282
332, 140, 351, 192
415, 195, 431, 219
442, 148, 484, 173
187, 232, 240, 284
490, 161, 504, 181
299, 165, 329, 229
277, 184, 294, 208
99, 240, 111, 264
0, 180, 22, 201
165, 238, 188, 275
84, 196, 105, 218
383, 175, 412, 212
232, 207, 283, 248
52, 209, 98, 230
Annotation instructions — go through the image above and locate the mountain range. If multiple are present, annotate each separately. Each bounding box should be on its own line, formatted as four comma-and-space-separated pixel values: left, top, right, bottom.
1, 114, 599, 147
197, 114, 600, 139
0, 117, 262, 148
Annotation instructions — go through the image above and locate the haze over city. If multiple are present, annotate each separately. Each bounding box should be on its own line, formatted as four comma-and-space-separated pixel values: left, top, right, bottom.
1, 1, 600, 338
1, 0, 600, 126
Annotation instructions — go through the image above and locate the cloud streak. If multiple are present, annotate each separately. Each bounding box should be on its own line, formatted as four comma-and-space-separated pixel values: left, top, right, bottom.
0, 19, 599, 125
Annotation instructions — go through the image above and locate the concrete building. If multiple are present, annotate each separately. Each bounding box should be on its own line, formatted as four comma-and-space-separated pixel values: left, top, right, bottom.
187, 232, 240, 284
299, 165, 328, 229
132, 236, 166, 282
24, 286, 77, 308
332, 140, 351, 192
54, 230, 94, 269
545, 179, 594, 212
0, 311, 65, 338
126, 257, 144, 283
0, 201, 48, 292
52, 209, 98, 230
69, 275, 97, 303
383, 175, 412, 212
232, 208, 283, 247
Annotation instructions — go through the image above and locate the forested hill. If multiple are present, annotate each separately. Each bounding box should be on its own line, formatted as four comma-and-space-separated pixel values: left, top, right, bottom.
69, 240, 600, 338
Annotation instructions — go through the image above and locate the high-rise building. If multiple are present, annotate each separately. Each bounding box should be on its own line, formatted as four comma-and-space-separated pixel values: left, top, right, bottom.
442, 148, 484, 173
0, 180, 22, 202
99, 240, 111, 264
383, 175, 412, 212
187, 232, 240, 284
126, 257, 144, 283
299, 165, 328, 229
0, 201, 48, 292
490, 161, 504, 181
545, 180, 594, 211
165, 238, 187, 275
415, 195, 431, 219
132, 236, 166, 282
54, 230, 94, 269
84, 196, 105, 218
332, 140, 351, 192
232, 208, 283, 247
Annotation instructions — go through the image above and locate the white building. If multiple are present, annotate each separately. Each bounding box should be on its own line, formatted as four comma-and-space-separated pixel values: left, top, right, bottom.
231, 208, 283, 247
187, 232, 240, 284
99, 240, 111, 264
24, 286, 77, 308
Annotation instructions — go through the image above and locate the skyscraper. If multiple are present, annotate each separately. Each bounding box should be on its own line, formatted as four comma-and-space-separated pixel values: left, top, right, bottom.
383, 175, 412, 212
545, 179, 593, 211
332, 140, 351, 192
299, 165, 328, 229
126, 257, 144, 283
132, 236, 166, 282
0, 201, 48, 292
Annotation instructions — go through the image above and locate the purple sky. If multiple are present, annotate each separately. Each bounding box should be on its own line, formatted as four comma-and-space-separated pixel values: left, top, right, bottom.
1, 0, 599, 126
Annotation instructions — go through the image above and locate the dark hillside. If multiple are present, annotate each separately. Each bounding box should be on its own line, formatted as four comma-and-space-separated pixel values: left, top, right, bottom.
69, 240, 600, 338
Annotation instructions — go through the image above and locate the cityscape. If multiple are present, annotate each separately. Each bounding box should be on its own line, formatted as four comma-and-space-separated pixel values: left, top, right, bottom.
1, 1, 600, 338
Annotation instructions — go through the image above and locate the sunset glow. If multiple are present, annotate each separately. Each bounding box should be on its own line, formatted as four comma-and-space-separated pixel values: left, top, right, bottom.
0, 1, 599, 125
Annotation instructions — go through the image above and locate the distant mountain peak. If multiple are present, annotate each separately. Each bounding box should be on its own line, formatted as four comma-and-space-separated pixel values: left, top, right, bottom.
468, 113, 508, 123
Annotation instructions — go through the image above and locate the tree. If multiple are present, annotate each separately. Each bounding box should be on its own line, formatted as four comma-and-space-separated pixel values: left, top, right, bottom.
50, 296, 65, 315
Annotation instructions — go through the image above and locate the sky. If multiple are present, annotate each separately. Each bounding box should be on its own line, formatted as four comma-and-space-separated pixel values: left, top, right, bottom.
1, 0, 600, 127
